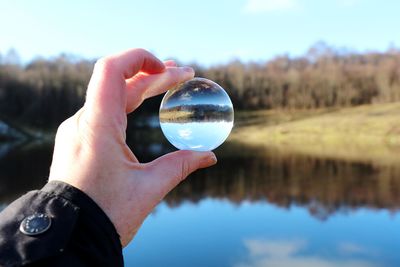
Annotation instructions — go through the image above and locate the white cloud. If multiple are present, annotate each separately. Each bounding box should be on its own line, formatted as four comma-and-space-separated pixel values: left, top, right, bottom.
179, 91, 192, 101
243, 0, 298, 13
337, 242, 379, 257
235, 239, 380, 267
178, 128, 193, 140
245, 239, 305, 258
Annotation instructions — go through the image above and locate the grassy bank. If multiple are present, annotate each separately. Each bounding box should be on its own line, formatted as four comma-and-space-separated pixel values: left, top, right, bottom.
229, 102, 400, 166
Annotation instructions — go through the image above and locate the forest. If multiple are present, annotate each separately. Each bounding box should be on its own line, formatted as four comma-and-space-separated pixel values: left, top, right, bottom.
0, 42, 399, 129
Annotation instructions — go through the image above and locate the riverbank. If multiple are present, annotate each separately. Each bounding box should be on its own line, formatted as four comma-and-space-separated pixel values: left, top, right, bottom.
229, 102, 400, 166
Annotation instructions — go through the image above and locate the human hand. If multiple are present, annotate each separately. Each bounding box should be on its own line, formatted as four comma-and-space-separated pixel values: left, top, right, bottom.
48, 49, 217, 247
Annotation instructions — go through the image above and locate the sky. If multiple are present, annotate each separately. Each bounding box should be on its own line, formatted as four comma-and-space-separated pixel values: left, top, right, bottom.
0, 0, 399, 65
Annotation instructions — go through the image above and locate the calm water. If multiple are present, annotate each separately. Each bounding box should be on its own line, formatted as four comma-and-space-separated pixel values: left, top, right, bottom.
1, 139, 399, 267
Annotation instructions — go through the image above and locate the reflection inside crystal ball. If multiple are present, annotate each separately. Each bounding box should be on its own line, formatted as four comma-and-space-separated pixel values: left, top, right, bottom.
159, 77, 234, 151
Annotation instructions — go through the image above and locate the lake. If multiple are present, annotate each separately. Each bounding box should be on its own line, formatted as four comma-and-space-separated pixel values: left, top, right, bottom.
0, 136, 399, 267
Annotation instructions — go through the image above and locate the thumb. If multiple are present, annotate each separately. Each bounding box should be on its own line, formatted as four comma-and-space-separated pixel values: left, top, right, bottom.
145, 150, 217, 195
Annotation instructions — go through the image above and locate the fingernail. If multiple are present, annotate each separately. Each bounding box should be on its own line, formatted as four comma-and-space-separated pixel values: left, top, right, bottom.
209, 153, 217, 165
164, 60, 177, 67
182, 66, 194, 73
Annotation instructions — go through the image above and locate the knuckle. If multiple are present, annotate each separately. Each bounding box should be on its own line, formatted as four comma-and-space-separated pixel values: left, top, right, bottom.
55, 109, 84, 139
94, 57, 117, 74
54, 118, 74, 142
180, 159, 192, 182
134, 48, 148, 55
56, 118, 71, 134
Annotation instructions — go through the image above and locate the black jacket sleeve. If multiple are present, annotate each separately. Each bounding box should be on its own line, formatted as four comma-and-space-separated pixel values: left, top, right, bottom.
0, 181, 123, 267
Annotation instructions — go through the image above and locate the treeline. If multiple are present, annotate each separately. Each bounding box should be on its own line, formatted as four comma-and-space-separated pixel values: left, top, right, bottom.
1, 43, 400, 128
159, 104, 233, 123
198, 43, 400, 110
0, 54, 91, 128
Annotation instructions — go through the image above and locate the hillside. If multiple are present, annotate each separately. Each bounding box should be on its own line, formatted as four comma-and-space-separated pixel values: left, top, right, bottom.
229, 102, 400, 166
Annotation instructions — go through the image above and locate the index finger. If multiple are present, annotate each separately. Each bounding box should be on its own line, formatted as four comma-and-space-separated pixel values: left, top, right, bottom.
85, 48, 165, 124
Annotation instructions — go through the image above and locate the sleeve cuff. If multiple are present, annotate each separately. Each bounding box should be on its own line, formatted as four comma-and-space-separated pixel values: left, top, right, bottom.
41, 180, 121, 249
0, 180, 123, 267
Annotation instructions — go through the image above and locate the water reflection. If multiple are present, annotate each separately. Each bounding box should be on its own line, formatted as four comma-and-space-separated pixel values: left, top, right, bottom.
165, 143, 400, 220
1, 139, 400, 218
237, 239, 379, 267
124, 199, 398, 267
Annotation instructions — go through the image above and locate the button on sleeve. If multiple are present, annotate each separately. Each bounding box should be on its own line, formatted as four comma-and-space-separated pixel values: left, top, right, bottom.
0, 191, 79, 267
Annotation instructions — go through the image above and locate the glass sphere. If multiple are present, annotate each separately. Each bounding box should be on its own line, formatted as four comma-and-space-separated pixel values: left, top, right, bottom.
159, 77, 234, 151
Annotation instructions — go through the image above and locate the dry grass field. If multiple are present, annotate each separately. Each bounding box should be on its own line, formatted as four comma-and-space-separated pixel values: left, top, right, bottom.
229, 102, 400, 166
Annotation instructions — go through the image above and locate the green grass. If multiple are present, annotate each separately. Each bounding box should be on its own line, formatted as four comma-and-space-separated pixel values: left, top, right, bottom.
229, 102, 400, 166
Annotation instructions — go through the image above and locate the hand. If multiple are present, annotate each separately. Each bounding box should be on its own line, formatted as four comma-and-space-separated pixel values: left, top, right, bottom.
48, 49, 217, 247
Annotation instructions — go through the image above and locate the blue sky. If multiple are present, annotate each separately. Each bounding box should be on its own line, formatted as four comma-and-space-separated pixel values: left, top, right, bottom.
1, 0, 399, 65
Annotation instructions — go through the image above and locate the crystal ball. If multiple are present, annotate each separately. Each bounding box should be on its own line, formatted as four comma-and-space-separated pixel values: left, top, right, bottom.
159, 77, 234, 151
